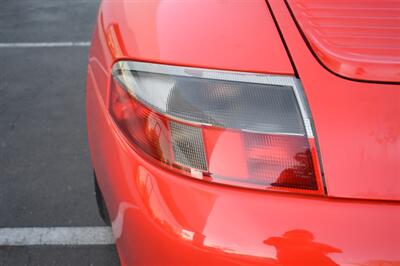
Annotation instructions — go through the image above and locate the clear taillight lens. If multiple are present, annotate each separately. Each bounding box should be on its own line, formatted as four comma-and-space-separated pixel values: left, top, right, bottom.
109, 61, 324, 195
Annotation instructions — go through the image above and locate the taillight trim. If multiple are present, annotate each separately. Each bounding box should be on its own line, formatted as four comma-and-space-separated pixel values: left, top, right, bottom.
112, 61, 314, 138
109, 60, 325, 195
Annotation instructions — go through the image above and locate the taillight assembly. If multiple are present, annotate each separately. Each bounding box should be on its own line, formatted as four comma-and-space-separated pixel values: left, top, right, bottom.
109, 61, 324, 195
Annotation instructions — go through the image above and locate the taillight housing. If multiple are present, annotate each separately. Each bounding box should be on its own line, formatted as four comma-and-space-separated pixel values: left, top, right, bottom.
109, 61, 324, 195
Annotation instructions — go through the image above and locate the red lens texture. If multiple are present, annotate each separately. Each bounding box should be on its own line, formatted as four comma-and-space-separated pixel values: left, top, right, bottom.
110, 79, 323, 195
109, 79, 173, 164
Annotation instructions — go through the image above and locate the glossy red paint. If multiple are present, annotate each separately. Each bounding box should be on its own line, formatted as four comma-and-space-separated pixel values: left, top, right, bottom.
97, 0, 293, 75
86, 0, 400, 265
87, 70, 400, 265
269, 0, 400, 201
286, 0, 400, 83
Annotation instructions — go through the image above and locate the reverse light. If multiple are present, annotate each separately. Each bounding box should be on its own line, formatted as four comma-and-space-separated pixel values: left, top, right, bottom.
109, 61, 324, 195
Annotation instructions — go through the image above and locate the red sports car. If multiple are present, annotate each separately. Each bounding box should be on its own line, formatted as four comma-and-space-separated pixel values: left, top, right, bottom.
86, 0, 400, 265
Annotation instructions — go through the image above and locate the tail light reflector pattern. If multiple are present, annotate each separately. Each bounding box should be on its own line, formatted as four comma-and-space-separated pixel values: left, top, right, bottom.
109, 61, 324, 195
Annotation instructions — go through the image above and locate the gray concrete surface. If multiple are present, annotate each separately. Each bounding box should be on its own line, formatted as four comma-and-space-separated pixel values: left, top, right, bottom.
0, 0, 98, 43
0, 0, 121, 265
0, 46, 103, 227
0, 246, 120, 266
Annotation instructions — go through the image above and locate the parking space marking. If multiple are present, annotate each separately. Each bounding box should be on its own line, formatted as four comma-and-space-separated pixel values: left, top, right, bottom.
0, 227, 114, 246
0, 42, 90, 48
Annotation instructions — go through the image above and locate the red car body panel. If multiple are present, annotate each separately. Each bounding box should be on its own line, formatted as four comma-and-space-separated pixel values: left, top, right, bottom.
287, 0, 400, 83
98, 0, 293, 75
86, 0, 400, 265
269, 0, 400, 201
87, 72, 400, 265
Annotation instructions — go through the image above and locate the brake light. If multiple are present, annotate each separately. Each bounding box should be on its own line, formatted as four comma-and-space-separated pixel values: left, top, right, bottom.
109, 61, 324, 195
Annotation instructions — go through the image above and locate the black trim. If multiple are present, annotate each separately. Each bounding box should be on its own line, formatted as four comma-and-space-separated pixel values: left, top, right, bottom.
94, 171, 111, 226
265, 0, 299, 78
266, 0, 328, 194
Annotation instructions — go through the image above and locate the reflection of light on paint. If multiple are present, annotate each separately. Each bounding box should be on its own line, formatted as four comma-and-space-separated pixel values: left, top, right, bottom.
202, 200, 277, 259
137, 166, 199, 244
180, 229, 195, 241
190, 168, 203, 179
112, 202, 139, 240
106, 24, 124, 57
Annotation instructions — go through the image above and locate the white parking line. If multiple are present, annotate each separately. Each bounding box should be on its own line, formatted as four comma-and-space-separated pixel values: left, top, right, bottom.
0, 226, 114, 246
0, 42, 90, 48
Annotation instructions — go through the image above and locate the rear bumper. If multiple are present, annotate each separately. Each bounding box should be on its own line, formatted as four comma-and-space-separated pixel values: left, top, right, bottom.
87, 67, 400, 266
114, 167, 400, 266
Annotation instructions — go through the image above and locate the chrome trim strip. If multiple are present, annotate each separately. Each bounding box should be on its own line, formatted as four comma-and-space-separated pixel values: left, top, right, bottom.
112, 61, 315, 138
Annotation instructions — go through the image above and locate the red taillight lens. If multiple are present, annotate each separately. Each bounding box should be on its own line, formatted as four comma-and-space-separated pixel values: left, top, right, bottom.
109, 61, 324, 195
244, 133, 317, 190
110, 80, 173, 164
202, 128, 320, 192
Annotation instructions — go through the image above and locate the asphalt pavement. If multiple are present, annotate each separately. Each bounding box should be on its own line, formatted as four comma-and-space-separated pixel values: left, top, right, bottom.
0, 0, 120, 265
